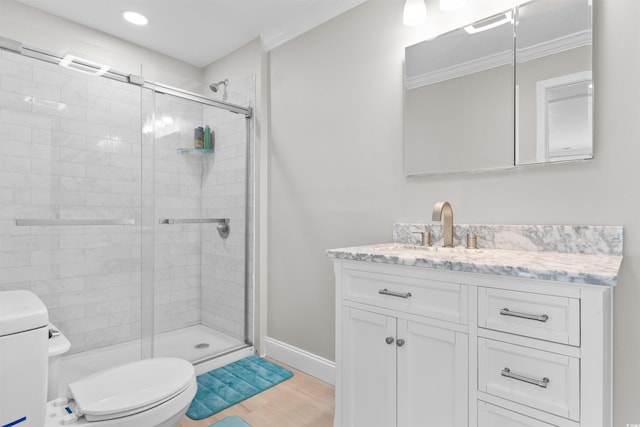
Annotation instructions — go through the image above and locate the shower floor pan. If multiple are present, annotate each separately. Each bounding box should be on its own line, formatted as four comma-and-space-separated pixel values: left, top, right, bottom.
57, 324, 253, 398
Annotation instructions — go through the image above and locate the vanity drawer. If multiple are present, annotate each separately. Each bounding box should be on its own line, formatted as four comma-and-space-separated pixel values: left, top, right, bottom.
342, 268, 467, 324
478, 338, 579, 421
478, 401, 563, 427
478, 288, 580, 346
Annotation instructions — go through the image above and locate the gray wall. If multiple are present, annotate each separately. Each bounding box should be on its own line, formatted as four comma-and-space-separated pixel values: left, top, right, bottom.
267, 0, 640, 424
406, 65, 514, 174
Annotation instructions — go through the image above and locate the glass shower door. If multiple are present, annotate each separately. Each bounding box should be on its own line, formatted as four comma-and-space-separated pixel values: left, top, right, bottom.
0, 48, 146, 387
142, 89, 250, 364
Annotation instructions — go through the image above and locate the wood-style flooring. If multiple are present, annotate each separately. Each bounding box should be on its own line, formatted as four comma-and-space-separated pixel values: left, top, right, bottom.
177, 359, 335, 427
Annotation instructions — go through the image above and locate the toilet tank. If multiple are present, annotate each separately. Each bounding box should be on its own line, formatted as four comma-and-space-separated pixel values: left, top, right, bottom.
0, 290, 49, 427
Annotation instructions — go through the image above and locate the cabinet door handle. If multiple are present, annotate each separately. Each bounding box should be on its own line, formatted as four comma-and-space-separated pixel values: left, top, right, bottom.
385, 337, 395, 345
501, 367, 549, 388
396, 338, 405, 347
379, 288, 412, 299
500, 308, 549, 322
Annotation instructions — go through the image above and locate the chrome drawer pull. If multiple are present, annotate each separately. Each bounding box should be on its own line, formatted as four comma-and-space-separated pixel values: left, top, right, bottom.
500, 308, 549, 322
501, 367, 549, 388
379, 289, 412, 299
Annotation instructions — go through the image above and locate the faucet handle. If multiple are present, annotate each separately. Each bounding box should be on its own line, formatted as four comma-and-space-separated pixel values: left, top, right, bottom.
413, 231, 431, 247
466, 233, 478, 249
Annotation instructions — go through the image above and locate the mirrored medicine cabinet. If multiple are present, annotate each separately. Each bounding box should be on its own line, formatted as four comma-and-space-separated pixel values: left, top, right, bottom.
404, 0, 593, 176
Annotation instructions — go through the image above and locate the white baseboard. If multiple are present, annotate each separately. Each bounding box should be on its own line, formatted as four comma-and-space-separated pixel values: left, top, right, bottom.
265, 336, 335, 385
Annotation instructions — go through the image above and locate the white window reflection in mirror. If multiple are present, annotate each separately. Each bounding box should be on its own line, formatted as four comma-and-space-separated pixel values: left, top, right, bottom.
536, 72, 593, 163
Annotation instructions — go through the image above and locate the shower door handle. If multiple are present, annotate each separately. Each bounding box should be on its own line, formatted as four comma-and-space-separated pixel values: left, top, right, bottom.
16, 219, 135, 226
159, 218, 229, 225
160, 218, 231, 239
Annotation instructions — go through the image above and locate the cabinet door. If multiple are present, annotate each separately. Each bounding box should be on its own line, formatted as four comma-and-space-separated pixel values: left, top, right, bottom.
397, 319, 468, 427
342, 307, 397, 427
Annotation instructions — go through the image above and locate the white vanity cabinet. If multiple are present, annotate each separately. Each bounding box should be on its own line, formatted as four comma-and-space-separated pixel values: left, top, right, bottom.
335, 263, 469, 427
475, 283, 611, 427
331, 259, 613, 427
342, 307, 468, 427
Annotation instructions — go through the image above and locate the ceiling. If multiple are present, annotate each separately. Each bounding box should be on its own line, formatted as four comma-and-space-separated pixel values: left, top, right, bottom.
17, 0, 366, 68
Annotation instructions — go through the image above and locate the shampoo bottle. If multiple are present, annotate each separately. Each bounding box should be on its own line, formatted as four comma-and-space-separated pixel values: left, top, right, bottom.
194, 127, 204, 149
204, 125, 211, 150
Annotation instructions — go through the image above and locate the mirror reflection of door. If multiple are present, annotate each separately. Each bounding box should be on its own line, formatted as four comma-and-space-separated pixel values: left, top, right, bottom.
536, 72, 593, 162
515, 0, 592, 165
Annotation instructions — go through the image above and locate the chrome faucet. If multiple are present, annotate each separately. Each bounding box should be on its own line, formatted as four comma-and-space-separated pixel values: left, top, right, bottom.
432, 201, 454, 247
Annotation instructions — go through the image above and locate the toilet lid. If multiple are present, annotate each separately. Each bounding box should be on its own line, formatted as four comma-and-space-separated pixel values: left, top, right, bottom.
68, 357, 194, 421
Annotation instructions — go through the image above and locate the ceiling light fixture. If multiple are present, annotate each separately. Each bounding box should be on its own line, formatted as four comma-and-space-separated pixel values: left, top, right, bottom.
403, 0, 427, 26
122, 11, 148, 26
464, 11, 512, 34
59, 54, 110, 76
440, 0, 466, 11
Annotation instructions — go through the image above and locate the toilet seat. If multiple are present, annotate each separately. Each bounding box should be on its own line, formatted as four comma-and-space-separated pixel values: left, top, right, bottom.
67, 358, 195, 422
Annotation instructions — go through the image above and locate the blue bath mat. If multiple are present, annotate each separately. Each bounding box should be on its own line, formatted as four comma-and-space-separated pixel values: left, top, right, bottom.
209, 416, 252, 427
187, 355, 293, 420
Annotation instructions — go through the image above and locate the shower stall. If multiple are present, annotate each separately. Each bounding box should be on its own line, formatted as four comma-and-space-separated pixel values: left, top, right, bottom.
0, 38, 255, 388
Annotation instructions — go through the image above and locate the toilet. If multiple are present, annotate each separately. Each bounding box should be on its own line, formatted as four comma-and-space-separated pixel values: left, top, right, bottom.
47, 323, 71, 400
0, 290, 197, 427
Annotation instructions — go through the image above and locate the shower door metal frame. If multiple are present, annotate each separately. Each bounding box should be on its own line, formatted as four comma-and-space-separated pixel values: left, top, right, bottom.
0, 36, 252, 118
144, 89, 255, 363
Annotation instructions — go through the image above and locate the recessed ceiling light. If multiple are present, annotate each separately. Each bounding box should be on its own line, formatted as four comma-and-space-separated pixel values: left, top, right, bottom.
122, 11, 148, 26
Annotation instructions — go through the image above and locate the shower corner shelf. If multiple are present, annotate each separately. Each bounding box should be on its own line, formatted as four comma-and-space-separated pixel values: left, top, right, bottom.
177, 148, 214, 154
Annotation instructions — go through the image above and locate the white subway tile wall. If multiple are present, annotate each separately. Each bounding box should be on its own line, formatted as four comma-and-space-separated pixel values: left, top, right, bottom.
0, 50, 143, 353
0, 49, 255, 354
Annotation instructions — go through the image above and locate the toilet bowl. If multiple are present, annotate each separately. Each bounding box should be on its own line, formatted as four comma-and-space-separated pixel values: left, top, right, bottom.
0, 290, 197, 427
45, 357, 197, 426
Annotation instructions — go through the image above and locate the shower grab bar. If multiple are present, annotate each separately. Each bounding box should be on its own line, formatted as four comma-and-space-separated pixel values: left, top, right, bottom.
159, 218, 229, 225
15, 219, 136, 226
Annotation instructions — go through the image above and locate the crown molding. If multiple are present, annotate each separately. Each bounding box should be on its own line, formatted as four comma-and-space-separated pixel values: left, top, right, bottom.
517, 30, 592, 63
406, 50, 513, 90
407, 30, 591, 90
261, 0, 367, 51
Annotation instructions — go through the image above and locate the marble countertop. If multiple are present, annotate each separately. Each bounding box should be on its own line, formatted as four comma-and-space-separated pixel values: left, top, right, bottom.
326, 243, 623, 286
